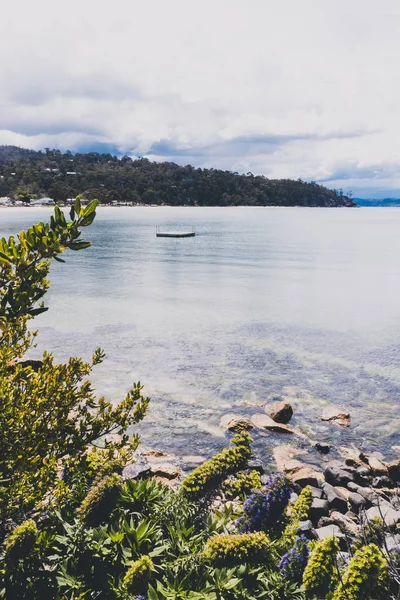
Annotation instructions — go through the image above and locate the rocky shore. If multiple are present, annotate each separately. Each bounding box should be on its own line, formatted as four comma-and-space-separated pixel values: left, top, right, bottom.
123, 400, 400, 550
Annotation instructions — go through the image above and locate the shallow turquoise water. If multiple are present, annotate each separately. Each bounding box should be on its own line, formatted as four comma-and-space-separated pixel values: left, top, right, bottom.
2, 207, 400, 462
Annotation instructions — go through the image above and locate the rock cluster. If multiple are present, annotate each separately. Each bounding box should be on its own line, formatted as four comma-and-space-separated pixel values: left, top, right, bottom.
122, 401, 399, 548
271, 444, 400, 547
218, 401, 400, 545
220, 401, 352, 436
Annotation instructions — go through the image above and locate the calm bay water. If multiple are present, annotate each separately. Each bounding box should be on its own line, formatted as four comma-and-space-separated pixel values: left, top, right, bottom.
2, 207, 400, 464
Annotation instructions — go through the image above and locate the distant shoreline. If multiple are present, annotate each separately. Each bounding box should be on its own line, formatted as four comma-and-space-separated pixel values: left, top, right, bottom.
0, 203, 365, 209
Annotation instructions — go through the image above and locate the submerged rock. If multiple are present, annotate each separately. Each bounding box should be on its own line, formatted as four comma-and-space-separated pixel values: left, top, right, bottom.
271, 445, 323, 488
321, 405, 351, 428
150, 464, 182, 480
290, 467, 324, 488
220, 414, 254, 432
367, 455, 388, 476
251, 413, 294, 433
264, 401, 293, 424
272, 445, 305, 473
339, 446, 369, 468
181, 455, 207, 468
314, 442, 331, 454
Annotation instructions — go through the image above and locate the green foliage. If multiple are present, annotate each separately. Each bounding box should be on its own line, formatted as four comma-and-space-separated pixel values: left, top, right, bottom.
221, 471, 262, 499
332, 544, 387, 600
283, 486, 313, 544
0, 205, 149, 521
180, 432, 252, 499
78, 474, 122, 526
204, 532, 271, 566
2, 199, 397, 600
289, 486, 313, 523
353, 517, 385, 551
123, 555, 153, 594
3, 520, 38, 564
0, 197, 96, 326
302, 536, 340, 598
0, 145, 355, 208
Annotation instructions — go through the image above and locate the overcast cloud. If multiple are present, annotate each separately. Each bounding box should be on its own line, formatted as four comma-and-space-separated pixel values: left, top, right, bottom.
1, 0, 400, 197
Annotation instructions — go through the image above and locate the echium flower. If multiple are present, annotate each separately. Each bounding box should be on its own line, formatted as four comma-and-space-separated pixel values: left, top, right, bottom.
279, 535, 310, 583
389, 545, 400, 570
236, 474, 293, 533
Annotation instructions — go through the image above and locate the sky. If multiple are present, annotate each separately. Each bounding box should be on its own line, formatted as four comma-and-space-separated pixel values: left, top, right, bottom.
1, 0, 400, 198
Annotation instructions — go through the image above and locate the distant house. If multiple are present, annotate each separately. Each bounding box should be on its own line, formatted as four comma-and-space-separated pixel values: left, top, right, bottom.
31, 197, 55, 206
66, 171, 77, 175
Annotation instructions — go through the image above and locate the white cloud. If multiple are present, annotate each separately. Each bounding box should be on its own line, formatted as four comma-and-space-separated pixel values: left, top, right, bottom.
1, 0, 400, 196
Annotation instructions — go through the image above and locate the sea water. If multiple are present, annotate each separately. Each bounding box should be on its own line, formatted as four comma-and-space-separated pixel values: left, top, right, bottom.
2, 206, 400, 463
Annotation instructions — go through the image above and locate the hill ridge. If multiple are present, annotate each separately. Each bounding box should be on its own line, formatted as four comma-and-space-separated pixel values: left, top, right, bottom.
0, 145, 356, 207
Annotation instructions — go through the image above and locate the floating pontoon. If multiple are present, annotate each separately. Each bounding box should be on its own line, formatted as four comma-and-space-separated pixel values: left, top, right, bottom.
156, 226, 196, 238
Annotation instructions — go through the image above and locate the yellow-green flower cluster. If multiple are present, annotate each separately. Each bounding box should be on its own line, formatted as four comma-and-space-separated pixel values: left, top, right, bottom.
302, 536, 339, 598
123, 555, 153, 595
332, 544, 387, 600
353, 517, 384, 551
221, 470, 262, 499
78, 473, 122, 526
204, 531, 270, 566
181, 432, 252, 499
284, 485, 313, 543
4, 520, 38, 563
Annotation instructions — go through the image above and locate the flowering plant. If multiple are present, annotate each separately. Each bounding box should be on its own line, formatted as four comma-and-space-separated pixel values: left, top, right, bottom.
236, 474, 293, 533
279, 535, 309, 583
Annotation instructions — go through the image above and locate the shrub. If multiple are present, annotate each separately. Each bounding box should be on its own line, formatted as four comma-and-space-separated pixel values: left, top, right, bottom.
221, 470, 262, 499
123, 555, 153, 595
3, 520, 38, 564
302, 536, 339, 598
78, 473, 122, 526
279, 535, 309, 583
0, 201, 149, 522
332, 543, 387, 600
236, 474, 293, 533
180, 432, 252, 499
353, 516, 385, 551
204, 531, 271, 566
284, 485, 313, 543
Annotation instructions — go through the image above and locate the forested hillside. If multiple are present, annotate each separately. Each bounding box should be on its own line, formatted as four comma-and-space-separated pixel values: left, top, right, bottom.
0, 145, 355, 207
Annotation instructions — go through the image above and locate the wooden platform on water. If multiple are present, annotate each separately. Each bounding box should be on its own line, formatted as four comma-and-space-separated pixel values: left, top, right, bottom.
156, 227, 196, 238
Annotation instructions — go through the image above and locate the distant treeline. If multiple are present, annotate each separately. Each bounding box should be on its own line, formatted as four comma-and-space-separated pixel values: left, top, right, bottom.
354, 197, 400, 207
0, 145, 355, 207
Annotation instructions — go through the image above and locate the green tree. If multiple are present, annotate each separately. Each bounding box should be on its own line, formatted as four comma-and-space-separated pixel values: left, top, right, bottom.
16, 190, 30, 204
0, 199, 149, 522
